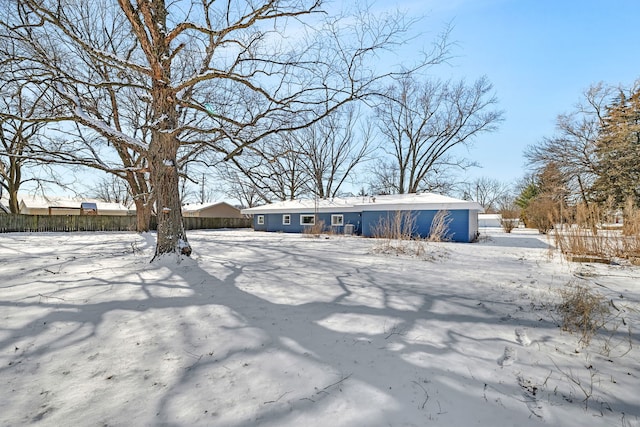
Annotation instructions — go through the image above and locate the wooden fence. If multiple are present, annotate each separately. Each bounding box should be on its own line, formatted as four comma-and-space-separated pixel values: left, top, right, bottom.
0, 214, 252, 233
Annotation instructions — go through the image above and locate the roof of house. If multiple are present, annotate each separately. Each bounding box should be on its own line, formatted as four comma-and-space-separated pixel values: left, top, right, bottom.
18, 194, 131, 212
181, 201, 239, 213
241, 193, 484, 214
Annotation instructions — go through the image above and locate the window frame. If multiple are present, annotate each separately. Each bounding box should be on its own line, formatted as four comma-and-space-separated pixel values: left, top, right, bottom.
300, 214, 316, 225
331, 214, 344, 226
257, 215, 265, 225
282, 214, 291, 225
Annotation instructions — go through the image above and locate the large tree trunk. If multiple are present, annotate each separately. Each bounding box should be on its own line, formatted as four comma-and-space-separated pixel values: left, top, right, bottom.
126, 171, 153, 233
149, 132, 190, 258
8, 188, 19, 214
132, 197, 152, 233
148, 78, 191, 259
7, 158, 21, 213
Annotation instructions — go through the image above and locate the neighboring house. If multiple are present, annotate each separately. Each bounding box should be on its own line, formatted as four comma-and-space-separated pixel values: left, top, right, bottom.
0, 198, 9, 214
478, 213, 502, 228
18, 195, 133, 216
241, 193, 484, 243
182, 202, 243, 218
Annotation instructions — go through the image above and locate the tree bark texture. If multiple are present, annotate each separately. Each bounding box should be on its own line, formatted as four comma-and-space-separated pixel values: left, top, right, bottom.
149, 132, 189, 257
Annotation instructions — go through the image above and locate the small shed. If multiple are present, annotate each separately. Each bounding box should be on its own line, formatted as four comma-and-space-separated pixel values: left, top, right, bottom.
80, 202, 98, 215
241, 193, 484, 243
182, 202, 243, 218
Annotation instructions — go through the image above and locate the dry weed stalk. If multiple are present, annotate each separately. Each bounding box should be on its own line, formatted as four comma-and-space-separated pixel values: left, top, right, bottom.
557, 281, 610, 347
302, 219, 326, 237
555, 199, 640, 261
550, 356, 601, 411
553, 227, 618, 259
427, 210, 452, 242
372, 211, 416, 240
622, 198, 640, 258
371, 211, 425, 256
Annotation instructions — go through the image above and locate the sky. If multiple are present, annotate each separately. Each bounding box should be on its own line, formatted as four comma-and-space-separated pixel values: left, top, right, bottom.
372, 0, 640, 185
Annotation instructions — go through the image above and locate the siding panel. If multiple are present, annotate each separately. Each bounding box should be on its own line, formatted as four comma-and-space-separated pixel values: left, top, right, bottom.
362, 210, 472, 242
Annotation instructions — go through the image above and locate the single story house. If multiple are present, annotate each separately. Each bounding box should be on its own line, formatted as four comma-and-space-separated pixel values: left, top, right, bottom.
18, 195, 133, 216
182, 201, 243, 218
241, 193, 484, 243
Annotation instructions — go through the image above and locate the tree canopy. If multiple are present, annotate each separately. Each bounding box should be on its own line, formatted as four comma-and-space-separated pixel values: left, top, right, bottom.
1, 0, 447, 259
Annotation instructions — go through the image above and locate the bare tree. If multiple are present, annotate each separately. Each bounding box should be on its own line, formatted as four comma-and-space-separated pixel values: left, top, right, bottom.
90, 175, 132, 206
0, 83, 44, 213
227, 106, 373, 201
295, 106, 374, 199
215, 162, 268, 208
459, 177, 511, 213
367, 160, 400, 195
221, 134, 308, 203
524, 82, 613, 206
1, 1, 155, 230
2, 1, 448, 258
367, 159, 460, 195
0, 54, 53, 214
372, 74, 503, 194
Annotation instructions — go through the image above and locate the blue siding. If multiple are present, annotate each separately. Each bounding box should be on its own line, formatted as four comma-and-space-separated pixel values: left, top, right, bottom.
253, 209, 476, 242
253, 214, 268, 231
361, 210, 472, 242
254, 212, 362, 234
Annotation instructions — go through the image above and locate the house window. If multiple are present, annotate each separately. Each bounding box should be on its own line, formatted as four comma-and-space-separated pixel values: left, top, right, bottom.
283, 214, 291, 225
257, 215, 264, 225
300, 215, 315, 225
331, 214, 344, 226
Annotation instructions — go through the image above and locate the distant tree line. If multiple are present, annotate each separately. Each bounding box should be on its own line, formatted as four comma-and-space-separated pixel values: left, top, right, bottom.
520, 81, 640, 231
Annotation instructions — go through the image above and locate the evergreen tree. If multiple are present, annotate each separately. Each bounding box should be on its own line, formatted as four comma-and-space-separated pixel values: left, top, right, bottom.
515, 181, 539, 210
593, 89, 640, 207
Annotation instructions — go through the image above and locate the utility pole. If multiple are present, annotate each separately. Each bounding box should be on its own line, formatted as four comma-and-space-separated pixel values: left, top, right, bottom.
200, 173, 206, 204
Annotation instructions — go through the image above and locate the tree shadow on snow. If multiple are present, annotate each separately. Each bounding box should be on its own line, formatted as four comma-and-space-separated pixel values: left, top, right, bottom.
478, 233, 554, 250
0, 231, 637, 426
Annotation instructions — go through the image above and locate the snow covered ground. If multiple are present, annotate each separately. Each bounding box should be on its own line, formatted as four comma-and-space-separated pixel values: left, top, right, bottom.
0, 229, 638, 426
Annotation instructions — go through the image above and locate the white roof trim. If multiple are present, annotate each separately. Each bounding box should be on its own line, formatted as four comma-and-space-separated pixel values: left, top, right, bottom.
16, 194, 130, 211
241, 193, 484, 214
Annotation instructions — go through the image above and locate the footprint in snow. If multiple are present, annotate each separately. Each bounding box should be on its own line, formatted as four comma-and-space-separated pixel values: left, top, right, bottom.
498, 346, 517, 367
515, 328, 531, 346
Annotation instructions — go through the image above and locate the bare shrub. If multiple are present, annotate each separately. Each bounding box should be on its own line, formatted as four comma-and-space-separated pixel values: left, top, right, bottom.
622, 198, 640, 259
553, 226, 617, 260
372, 210, 415, 240
553, 199, 640, 261
427, 210, 452, 242
499, 208, 519, 233
371, 211, 425, 256
576, 202, 601, 236
525, 197, 556, 234
622, 198, 640, 236
302, 219, 325, 237
554, 202, 616, 260
557, 281, 610, 347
